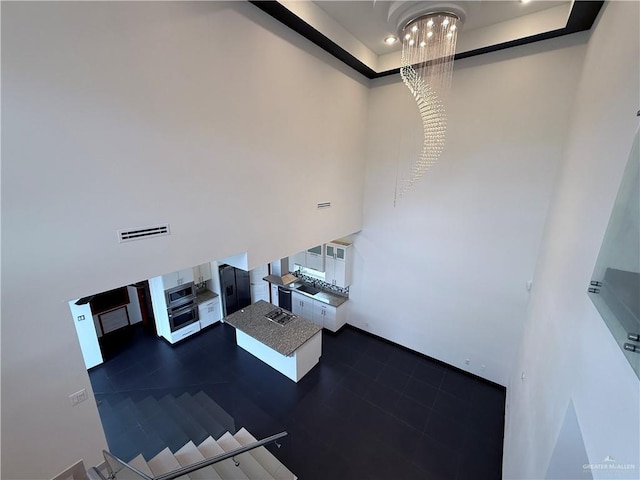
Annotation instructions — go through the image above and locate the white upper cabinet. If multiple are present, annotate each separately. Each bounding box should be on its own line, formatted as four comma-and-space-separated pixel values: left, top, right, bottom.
289, 251, 306, 271
305, 245, 325, 272
163, 268, 195, 289
325, 241, 353, 288
193, 263, 212, 284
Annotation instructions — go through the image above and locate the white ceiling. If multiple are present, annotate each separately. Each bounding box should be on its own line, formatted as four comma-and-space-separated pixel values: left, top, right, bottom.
313, 1, 571, 55
259, 1, 600, 76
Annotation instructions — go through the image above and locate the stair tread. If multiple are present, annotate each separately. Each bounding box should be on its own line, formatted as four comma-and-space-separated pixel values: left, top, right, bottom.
135, 396, 164, 418
174, 392, 226, 439
158, 395, 209, 445
197, 436, 249, 480
234, 428, 296, 480
139, 411, 190, 453
108, 397, 139, 430
128, 454, 153, 477
147, 447, 190, 479
174, 441, 223, 480
217, 431, 276, 480
193, 391, 235, 433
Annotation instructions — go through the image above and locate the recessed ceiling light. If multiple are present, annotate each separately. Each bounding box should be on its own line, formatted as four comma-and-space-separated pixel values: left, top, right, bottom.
384, 35, 398, 45
521, 0, 532, 3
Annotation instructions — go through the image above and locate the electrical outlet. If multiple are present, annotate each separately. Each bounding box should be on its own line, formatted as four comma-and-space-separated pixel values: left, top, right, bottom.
77, 315, 85, 321
70, 389, 88, 406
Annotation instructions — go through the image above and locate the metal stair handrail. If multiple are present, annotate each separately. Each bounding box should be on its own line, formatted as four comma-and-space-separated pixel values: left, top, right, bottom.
99, 431, 288, 480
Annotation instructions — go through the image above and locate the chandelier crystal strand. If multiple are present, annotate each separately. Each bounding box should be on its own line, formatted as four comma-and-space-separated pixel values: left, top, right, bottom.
396, 13, 459, 202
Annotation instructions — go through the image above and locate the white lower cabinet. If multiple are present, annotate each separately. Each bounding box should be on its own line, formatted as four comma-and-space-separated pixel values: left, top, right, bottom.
169, 322, 200, 344
294, 291, 346, 332
292, 292, 313, 320
198, 299, 221, 329
312, 302, 330, 329
313, 301, 346, 332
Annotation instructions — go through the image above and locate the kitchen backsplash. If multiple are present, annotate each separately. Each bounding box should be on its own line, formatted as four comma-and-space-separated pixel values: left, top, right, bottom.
292, 271, 349, 297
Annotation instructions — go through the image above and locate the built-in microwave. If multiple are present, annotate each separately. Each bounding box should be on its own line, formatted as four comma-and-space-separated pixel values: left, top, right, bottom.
168, 301, 199, 332
165, 282, 196, 309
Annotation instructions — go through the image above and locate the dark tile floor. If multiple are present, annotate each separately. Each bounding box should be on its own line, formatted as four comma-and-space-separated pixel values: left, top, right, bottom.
90, 322, 505, 479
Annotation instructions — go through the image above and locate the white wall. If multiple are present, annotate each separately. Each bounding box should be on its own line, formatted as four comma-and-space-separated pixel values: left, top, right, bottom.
503, 2, 640, 478
1, 2, 368, 478
68, 301, 103, 369
350, 33, 588, 386
127, 286, 143, 325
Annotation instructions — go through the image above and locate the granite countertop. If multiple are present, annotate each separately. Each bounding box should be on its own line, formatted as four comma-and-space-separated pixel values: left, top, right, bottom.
262, 277, 348, 307
196, 289, 219, 304
224, 300, 322, 357
288, 283, 348, 307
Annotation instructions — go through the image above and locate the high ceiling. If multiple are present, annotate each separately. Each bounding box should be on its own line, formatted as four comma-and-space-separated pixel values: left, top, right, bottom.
251, 1, 603, 78
313, 1, 570, 55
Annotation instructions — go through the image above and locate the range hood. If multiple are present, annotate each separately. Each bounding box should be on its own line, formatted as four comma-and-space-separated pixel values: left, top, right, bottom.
264, 258, 297, 286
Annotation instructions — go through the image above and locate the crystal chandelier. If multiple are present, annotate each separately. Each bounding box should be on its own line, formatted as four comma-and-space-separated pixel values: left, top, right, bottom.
395, 12, 460, 202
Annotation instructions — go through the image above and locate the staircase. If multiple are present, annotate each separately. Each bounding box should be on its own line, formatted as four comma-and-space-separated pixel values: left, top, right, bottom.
96, 390, 236, 460
57, 428, 295, 480
121, 428, 295, 479
54, 389, 297, 480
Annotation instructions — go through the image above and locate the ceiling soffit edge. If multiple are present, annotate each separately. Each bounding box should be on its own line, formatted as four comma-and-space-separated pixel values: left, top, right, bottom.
248, 1, 604, 80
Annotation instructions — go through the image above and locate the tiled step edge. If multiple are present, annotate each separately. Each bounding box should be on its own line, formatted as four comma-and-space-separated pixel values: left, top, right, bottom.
174, 440, 223, 480
196, 435, 249, 480
217, 431, 276, 480
234, 428, 297, 480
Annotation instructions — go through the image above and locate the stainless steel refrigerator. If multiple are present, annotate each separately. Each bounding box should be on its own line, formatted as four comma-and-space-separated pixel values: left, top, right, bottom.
219, 264, 251, 316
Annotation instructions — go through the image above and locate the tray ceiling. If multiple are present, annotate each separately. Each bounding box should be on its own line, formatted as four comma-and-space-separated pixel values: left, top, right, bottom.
250, 1, 604, 78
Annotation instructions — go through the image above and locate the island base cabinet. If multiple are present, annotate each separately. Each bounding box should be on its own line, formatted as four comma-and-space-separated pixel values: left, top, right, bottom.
236, 329, 322, 382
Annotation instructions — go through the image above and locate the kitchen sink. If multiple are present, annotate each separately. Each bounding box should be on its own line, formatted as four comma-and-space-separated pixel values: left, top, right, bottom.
296, 284, 321, 295
265, 308, 296, 326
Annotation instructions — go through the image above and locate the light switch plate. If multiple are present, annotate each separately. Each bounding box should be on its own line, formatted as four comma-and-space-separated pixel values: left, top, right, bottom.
70, 389, 88, 406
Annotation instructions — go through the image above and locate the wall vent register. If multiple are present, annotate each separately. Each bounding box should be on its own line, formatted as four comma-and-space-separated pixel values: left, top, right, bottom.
118, 223, 170, 242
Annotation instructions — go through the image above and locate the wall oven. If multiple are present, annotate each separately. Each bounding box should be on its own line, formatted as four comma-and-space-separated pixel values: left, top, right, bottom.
165, 282, 196, 309
168, 301, 199, 332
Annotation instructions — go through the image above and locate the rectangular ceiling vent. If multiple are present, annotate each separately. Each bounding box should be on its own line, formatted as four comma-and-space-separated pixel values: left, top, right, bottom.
118, 223, 170, 243
317, 202, 331, 209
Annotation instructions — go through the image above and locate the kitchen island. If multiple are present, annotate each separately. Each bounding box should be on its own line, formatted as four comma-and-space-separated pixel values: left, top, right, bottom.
224, 300, 322, 382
